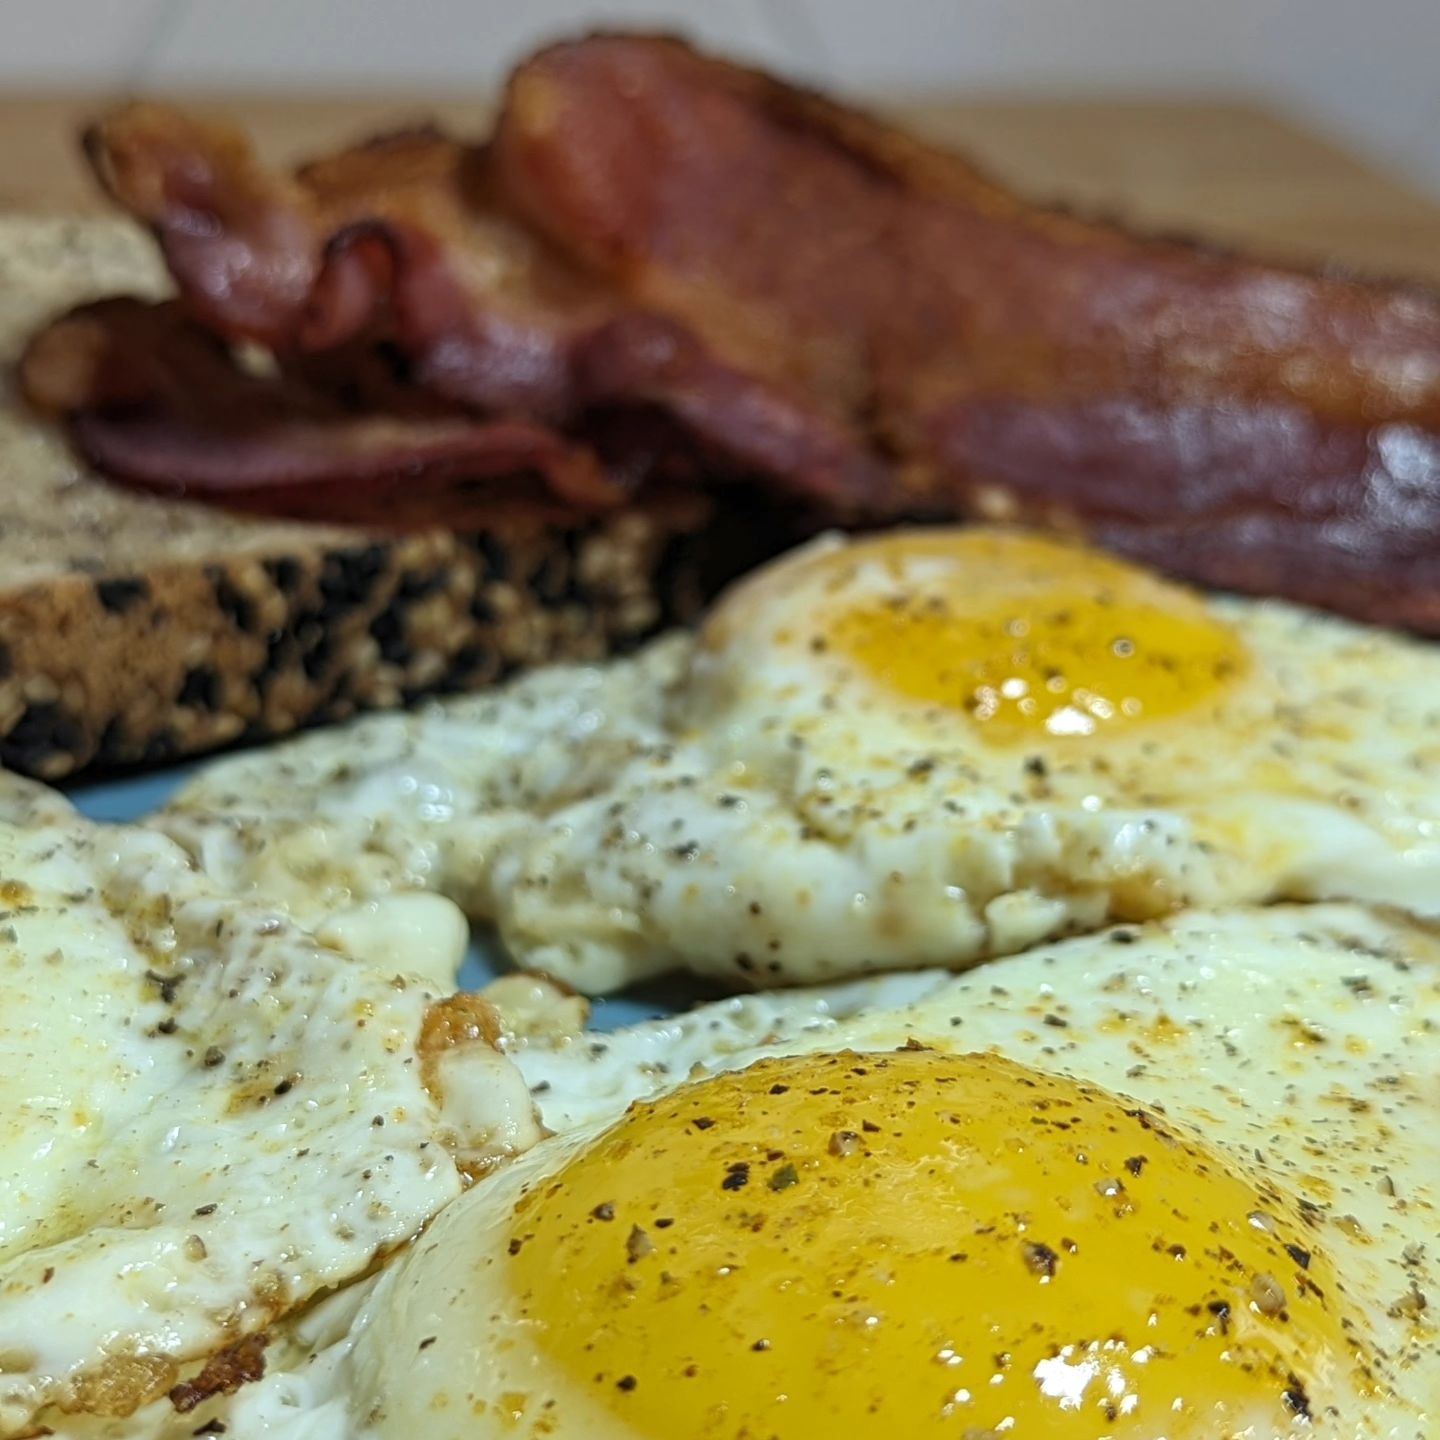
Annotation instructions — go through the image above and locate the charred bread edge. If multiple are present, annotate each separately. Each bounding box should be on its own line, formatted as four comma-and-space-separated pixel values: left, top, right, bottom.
0, 505, 754, 781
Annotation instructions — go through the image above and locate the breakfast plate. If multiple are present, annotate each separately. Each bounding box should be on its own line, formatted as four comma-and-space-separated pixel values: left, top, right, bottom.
6, 24, 1440, 1437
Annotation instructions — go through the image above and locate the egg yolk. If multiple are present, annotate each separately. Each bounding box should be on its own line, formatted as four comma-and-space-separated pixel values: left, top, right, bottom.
505, 1049, 1370, 1437
821, 531, 1247, 740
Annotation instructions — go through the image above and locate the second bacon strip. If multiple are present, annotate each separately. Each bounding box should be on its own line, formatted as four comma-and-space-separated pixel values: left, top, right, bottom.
21, 33, 1440, 629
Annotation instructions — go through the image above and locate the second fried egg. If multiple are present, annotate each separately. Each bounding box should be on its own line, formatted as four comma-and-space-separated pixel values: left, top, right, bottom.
164, 527, 1440, 991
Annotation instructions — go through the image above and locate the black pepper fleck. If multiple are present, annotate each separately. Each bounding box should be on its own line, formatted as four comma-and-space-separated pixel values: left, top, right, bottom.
1282, 1378, 1312, 1420
1022, 1241, 1060, 1278
768, 1163, 799, 1192
146, 969, 184, 1004
722, 1163, 750, 1192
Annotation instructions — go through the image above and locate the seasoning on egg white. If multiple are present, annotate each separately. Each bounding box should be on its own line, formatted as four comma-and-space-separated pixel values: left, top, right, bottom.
162, 527, 1440, 994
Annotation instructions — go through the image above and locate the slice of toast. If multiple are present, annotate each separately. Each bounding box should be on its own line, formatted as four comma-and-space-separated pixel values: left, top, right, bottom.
0, 217, 765, 779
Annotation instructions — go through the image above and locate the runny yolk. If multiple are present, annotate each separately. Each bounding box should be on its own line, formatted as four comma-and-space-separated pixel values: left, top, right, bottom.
504, 1049, 1371, 1438
821, 531, 1248, 740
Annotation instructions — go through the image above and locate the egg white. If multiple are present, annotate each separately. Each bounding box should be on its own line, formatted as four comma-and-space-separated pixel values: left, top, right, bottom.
161, 528, 1440, 993
0, 783, 539, 1437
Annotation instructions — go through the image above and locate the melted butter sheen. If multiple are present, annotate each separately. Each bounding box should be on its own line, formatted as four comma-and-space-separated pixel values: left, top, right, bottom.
823, 532, 1247, 739
505, 1050, 1368, 1437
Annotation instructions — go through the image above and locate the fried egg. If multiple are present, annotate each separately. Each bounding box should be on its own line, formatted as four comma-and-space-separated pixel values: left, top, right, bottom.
156, 902, 1437, 1438
0, 782, 540, 1437
161, 527, 1440, 991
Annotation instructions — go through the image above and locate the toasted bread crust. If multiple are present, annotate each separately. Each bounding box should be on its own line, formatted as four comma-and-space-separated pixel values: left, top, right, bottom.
0, 510, 719, 778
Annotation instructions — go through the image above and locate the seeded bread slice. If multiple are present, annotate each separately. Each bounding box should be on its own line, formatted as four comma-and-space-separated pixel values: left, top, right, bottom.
0, 218, 768, 779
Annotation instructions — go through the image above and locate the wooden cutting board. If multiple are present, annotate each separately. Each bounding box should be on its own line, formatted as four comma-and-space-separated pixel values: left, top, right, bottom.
1, 94, 1439, 283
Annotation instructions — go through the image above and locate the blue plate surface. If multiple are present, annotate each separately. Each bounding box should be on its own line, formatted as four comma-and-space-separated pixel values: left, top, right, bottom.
66, 764, 696, 1030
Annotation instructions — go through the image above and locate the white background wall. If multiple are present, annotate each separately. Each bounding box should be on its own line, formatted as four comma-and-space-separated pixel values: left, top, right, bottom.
2, 0, 1438, 195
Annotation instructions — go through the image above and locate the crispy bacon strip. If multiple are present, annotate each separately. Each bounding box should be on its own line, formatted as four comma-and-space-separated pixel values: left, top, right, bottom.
934, 395, 1440, 631
500, 39, 1440, 431
494, 35, 1440, 628
28, 35, 1440, 628
80, 105, 882, 511
20, 297, 626, 523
